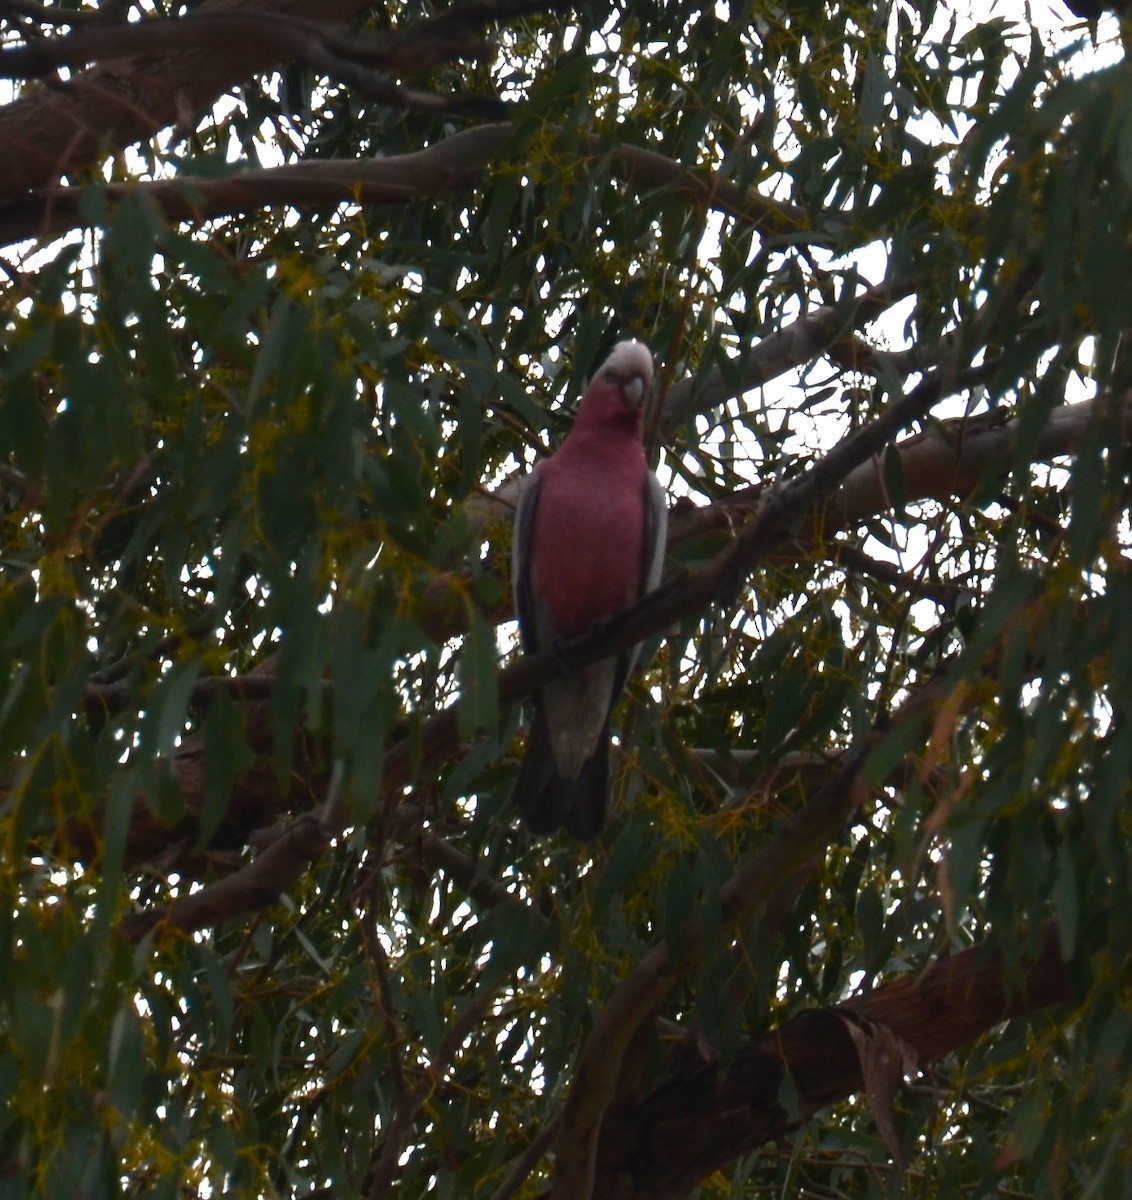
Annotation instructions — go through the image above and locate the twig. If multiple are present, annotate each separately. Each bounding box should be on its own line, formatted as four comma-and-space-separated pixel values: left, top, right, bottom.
830, 541, 972, 604
363, 991, 493, 1198
487, 1111, 562, 1200
359, 912, 410, 1115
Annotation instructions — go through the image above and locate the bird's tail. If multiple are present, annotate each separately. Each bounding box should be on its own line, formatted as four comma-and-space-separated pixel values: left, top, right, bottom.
513, 704, 609, 841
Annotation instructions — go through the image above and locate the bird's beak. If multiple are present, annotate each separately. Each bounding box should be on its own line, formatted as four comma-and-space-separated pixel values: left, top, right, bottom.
622, 375, 647, 409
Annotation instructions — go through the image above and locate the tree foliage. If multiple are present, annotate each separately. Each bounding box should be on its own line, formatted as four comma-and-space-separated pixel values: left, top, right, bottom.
1, 0, 1130, 1196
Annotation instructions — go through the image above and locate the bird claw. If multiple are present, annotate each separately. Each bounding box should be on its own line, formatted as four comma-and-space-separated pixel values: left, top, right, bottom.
550, 634, 574, 672
551, 614, 616, 671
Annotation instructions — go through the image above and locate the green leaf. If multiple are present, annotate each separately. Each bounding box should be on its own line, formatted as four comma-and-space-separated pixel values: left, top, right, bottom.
663, 855, 696, 967
107, 1007, 145, 1118
200, 691, 254, 847
458, 607, 499, 740
1054, 843, 1079, 962
141, 661, 202, 756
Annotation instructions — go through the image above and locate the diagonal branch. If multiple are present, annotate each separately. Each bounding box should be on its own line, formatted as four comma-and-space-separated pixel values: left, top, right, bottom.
711, 361, 998, 604
593, 921, 1072, 1200
658, 277, 915, 433
60, 382, 1115, 902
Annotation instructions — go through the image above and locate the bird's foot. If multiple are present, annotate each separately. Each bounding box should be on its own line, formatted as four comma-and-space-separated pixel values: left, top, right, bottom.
549, 633, 575, 672
551, 614, 617, 671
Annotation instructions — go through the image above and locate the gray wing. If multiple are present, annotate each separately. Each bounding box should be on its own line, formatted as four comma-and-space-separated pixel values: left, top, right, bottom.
620, 469, 668, 682
642, 469, 668, 594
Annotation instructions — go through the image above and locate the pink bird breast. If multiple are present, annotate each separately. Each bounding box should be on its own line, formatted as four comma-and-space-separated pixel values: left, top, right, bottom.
525, 340, 655, 634
528, 436, 649, 635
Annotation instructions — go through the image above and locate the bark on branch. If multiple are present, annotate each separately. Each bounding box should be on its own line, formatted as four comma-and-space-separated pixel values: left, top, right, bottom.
0, 121, 810, 248
0, 9, 486, 79
592, 922, 1072, 1200
0, 0, 376, 202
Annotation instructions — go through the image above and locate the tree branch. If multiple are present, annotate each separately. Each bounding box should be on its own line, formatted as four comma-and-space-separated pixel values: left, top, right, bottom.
119, 760, 345, 942
658, 278, 915, 433
0, 0, 377, 203
60, 388, 1117, 889
120, 808, 329, 942
0, 10, 488, 79
662, 390, 1131, 550
712, 360, 999, 605
593, 921, 1073, 1200
0, 122, 812, 248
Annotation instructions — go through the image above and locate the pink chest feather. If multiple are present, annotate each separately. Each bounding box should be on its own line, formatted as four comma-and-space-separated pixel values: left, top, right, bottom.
530, 438, 647, 635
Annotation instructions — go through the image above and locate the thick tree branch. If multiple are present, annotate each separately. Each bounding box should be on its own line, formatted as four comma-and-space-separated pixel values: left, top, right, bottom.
0, 121, 811, 248
0, 10, 489, 79
0, 0, 377, 203
0, 0, 570, 209
663, 389, 1131, 549
593, 921, 1073, 1200
120, 808, 330, 942
58, 384, 1115, 895
102, 541, 1084, 946
831, 389, 1130, 526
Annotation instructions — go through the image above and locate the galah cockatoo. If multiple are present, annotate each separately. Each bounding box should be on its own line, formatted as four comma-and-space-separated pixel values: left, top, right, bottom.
511, 339, 667, 840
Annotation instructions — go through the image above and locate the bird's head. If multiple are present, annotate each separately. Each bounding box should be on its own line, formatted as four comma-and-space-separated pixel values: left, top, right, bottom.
597, 339, 654, 410
576, 339, 655, 430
